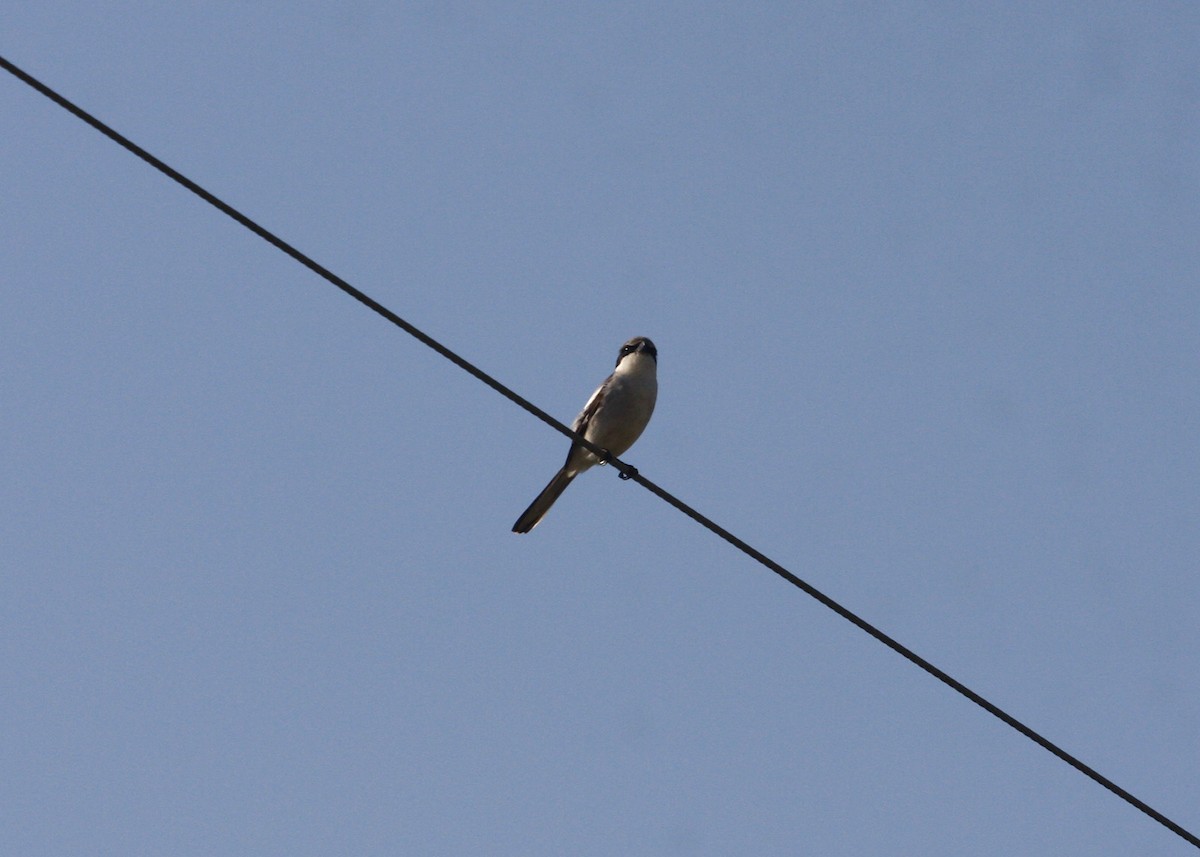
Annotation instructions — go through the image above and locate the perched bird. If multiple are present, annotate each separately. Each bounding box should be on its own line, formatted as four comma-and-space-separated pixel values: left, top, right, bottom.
512, 336, 658, 533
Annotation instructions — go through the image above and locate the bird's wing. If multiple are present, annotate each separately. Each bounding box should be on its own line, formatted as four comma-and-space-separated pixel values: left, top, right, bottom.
572, 378, 609, 435
559, 376, 611, 470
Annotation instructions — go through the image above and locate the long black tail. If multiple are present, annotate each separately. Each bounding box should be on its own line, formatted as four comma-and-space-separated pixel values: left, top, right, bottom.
512, 468, 576, 533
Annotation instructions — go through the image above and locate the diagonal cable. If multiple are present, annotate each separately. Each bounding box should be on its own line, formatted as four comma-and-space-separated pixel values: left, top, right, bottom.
2, 54, 1195, 851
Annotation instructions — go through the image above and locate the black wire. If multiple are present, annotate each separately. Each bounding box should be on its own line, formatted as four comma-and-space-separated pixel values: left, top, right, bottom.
3, 54, 1196, 851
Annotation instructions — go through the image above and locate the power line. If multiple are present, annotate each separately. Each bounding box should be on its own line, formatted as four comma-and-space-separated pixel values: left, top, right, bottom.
3, 54, 1195, 851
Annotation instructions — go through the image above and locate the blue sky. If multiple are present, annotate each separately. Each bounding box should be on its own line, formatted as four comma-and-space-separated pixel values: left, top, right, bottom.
3, 3, 1198, 855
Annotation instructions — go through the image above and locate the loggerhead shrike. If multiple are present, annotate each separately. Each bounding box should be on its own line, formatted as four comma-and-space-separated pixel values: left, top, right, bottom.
512, 336, 658, 533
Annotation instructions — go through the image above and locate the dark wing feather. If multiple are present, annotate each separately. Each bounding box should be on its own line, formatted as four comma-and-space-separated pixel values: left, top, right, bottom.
562, 378, 609, 465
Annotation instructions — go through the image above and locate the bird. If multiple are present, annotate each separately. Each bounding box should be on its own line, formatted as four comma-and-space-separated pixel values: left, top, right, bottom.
512, 336, 658, 533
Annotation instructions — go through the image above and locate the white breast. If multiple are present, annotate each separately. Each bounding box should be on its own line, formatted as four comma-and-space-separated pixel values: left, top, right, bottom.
585, 353, 658, 457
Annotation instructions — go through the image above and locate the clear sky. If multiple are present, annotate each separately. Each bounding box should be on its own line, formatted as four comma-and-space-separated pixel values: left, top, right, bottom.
3, 3, 1198, 855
